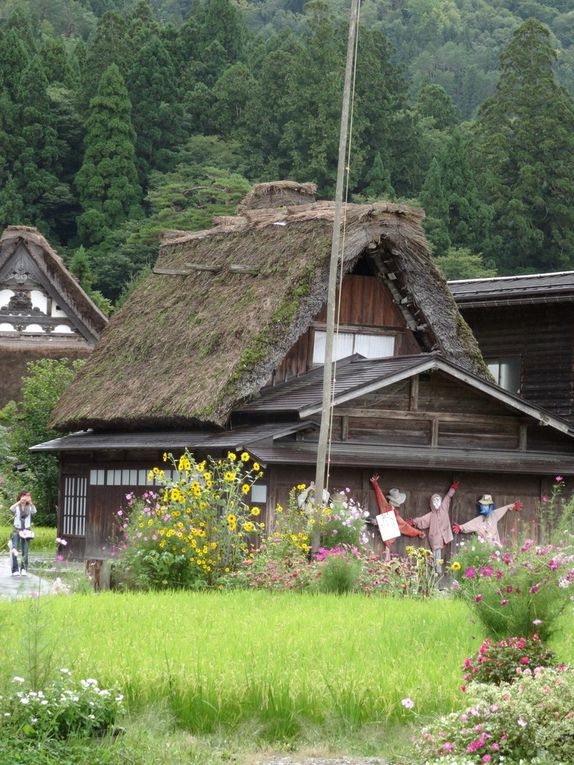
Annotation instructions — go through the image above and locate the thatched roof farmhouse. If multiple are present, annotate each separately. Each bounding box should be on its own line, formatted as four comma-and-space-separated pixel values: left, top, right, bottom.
37, 183, 574, 559
52, 182, 485, 432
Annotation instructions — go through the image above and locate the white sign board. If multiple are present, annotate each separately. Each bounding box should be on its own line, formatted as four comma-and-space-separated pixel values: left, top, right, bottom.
376, 511, 401, 542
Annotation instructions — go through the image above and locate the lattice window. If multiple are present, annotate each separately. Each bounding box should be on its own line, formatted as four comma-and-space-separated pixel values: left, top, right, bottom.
62, 475, 87, 536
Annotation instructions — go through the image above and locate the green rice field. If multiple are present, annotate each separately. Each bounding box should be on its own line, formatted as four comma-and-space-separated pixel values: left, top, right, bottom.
3, 590, 569, 737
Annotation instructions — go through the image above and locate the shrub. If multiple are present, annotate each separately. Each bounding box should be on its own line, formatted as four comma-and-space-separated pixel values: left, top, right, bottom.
462, 636, 557, 687
317, 547, 362, 593
317, 490, 370, 549
450, 538, 574, 640
0, 670, 123, 739
415, 667, 574, 764
114, 450, 265, 589
223, 550, 318, 591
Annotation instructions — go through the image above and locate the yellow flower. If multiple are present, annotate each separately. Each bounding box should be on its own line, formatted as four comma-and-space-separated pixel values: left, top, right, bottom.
224, 471, 236, 482
197, 461, 206, 473
451, 561, 461, 571
297, 483, 306, 490
206, 479, 213, 488
227, 452, 237, 461
253, 462, 260, 471
240, 452, 250, 462
405, 546, 415, 555
243, 521, 255, 532
251, 507, 261, 516
153, 467, 159, 474
147, 471, 154, 481
162, 452, 168, 462
199, 501, 207, 510
242, 484, 250, 495
227, 514, 237, 524
203, 472, 211, 481
276, 504, 283, 513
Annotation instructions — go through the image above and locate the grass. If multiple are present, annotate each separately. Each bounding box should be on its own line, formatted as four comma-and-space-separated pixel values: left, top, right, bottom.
0, 525, 56, 553
0, 591, 572, 761
0, 592, 480, 733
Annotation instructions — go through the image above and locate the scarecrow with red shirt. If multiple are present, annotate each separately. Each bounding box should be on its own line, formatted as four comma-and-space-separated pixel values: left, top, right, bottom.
369, 475, 424, 561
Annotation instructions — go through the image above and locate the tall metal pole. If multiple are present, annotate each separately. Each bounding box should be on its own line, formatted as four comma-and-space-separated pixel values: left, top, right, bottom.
312, 0, 361, 552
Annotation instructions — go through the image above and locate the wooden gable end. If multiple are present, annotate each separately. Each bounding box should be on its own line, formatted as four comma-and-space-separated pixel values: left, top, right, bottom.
272, 274, 420, 384
300, 369, 574, 457
0, 243, 95, 343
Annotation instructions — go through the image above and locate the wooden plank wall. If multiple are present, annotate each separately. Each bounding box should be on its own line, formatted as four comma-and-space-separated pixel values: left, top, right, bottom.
461, 303, 574, 422
300, 371, 574, 455
268, 464, 556, 561
272, 275, 420, 384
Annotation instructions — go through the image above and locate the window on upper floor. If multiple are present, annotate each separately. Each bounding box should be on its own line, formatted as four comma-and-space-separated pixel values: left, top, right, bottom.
487, 358, 521, 394
312, 331, 395, 364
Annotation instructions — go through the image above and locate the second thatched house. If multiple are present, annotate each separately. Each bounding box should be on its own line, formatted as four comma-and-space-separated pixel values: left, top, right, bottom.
33, 183, 574, 558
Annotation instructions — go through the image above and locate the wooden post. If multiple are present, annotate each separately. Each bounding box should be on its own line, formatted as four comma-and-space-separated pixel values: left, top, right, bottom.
313, 0, 361, 552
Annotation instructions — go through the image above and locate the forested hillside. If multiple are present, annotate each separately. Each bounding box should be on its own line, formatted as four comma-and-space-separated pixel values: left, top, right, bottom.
0, 0, 573, 304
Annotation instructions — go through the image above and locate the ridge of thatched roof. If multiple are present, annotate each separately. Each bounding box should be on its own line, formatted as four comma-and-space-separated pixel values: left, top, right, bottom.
0, 226, 108, 342
51, 190, 486, 433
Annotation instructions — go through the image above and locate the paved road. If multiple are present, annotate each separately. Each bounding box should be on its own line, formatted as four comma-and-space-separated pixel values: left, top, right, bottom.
0, 554, 50, 599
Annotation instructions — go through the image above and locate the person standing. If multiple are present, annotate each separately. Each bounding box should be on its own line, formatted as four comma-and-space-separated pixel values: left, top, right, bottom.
10, 490, 37, 576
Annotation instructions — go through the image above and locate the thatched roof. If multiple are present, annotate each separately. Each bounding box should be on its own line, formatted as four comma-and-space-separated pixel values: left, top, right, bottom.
0, 226, 108, 342
51, 186, 486, 432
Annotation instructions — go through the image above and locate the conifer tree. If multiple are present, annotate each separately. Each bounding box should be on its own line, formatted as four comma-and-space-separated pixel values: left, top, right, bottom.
473, 19, 574, 272
76, 64, 141, 246
421, 129, 491, 257
361, 152, 395, 200
127, 34, 183, 181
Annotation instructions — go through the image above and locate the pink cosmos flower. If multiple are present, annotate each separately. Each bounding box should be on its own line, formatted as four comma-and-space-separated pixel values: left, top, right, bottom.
483, 756, 491, 763
56, 554, 64, 561
521, 656, 529, 664
475, 594, 484, 603
555, 475, 563, 482
465, 567, 476, 578
443, 742, 453, 753
500, 599, 509, 606
530, 583, 540, 594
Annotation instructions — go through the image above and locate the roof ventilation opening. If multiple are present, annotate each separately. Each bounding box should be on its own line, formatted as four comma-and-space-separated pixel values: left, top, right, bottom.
351, 254, 378, 277
237, 181, 317, 213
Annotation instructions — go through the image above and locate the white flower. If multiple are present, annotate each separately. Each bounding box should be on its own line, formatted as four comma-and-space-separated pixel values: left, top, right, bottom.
20, 697, 30, 705
401, 697, 415, 709
517, 718, 527, 727
12, 676, 25, 684
59, 668, 71, 675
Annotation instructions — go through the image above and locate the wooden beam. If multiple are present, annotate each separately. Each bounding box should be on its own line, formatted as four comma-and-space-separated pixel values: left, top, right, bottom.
341, 416, 349, 441
229, 264, 260, 275
153, 265, 221, 276
335, 407, 520, 426
409, 377, 419, 412
519, 424, 528, 451
431, 418, 439, 447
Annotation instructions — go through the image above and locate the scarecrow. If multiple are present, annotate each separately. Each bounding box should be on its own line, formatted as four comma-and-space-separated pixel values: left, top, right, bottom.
407, 481, 459, 573
369, 475, 424, 561
452, 494, 522, 546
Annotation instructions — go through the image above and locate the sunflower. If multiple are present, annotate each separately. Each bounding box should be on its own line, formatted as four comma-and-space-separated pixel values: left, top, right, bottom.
240, 452, 250, 462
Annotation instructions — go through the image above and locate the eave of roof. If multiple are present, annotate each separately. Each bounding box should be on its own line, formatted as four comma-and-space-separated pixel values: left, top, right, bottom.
30, 422, 310, 454
449, 271, 574, 306
247, 442, 574, 475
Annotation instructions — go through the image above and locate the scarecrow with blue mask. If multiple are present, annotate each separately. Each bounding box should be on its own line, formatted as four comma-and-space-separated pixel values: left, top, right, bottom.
452, 493, 522, 546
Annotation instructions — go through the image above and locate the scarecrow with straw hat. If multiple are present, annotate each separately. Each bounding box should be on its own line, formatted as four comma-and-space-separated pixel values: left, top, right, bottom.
369, 475, 424, 561
452, 493, 522, 546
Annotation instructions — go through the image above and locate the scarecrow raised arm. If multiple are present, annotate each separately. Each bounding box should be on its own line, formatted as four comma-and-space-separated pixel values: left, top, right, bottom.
452, 494, 522, 546
369, 475, 425, 544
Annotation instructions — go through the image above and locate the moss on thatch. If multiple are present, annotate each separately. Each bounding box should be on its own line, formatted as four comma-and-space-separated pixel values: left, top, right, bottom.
51, 189, 487, 432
